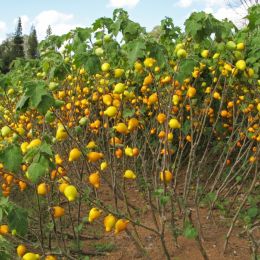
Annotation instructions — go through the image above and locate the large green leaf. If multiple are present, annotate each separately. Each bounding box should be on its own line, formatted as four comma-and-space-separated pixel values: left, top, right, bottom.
0, 145, 22, 173
7, 207, 28, 236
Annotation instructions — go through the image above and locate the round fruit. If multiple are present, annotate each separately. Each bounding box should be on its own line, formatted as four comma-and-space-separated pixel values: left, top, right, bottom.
236, 60, 246, 71
101, 62, 110, 72
177, 49, 187, 58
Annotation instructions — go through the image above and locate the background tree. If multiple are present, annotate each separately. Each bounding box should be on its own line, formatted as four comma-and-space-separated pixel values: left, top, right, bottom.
27, 25, 38, 59
13, 17, 24, 58
0, 37, 15, 73
46, 25, 52, 38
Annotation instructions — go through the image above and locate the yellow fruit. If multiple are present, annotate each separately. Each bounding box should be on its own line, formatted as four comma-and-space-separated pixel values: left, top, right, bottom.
213, 53, 220, 59
144, 57, 156, 68
172, 95, 179, 105
114, 68, 124, 78
160, 170, 173, 183
113, 83, 126, 94
101, 62, 110, 72
27, 139, 41, 150
100, 161, 108, 171
102, 94, 112, 106
59, 183, 69, 193
21, 142, 29, 154
123, 169, 136, 179
69, 148, 82, 162
87, 152, 103, 162
143, 73, 153, 85
104, 214, 117, 232
88, 207, 102, 223
169, 118, 181, 129
53, 206, 65, 218
157, 113, 166, 124
17, 244, 27, 257
134, 61, 143, 72
104, 106, 117, 117
115, 219, 129, 234
177, 48, 187, 58
86, 141, 97, 149
201, 50, 209, 58
125, 146, 134, 157
187, 86, 196, 98
128, 118, 139, 131
148, 93, 158, 104
64, 185, 78, 201
114, 123, 128, 134
0, 225, 9, 234
37, 183, 49, 196
109, 137, 122, 145
89, 172, 100, 188
22, 253, 40, 260
55, 154, 63, 165
56, 125, 68, 141
236, 42, 245, 50
236, 60, 246, 71
257, 103, 260, 113
213, 92, 221, 100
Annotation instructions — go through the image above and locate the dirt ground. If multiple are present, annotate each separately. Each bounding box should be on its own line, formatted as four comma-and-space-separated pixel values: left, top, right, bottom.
77, 180, 255, 260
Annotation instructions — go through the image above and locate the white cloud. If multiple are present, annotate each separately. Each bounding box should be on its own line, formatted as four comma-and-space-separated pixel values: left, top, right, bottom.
108, 0, 140, 8
176, 0, 193, 8
0, 20, 7, 43
33, 10, 82, 40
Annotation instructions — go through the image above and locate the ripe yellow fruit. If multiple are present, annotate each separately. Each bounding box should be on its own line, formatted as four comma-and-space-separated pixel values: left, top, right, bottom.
187, 86, 196, 98
115, 219, 129, 234
37, 183, 49, 196
201, 50, 209, 58
177, 48, 187, 58
157, 113, 166, 124
0, 225, 9, 234
236, 42, 245, 50
101, 62, 110, 72
104, 106, 117, 117
89, 172, 100, 188
257, 103, 260, 113
114, 123, 128, 134
144, 57, 156, 68
172, 95, 179, 105
64, 185, 78, 201
128, 118, 139, 131
123, 169, 136, 179
59, 183, 69, 193
134, 61, 143, 72
21, 142, 29, 154
45, 256, 57, 260
69, 148, 82, 162
114, 68, 124, 78
169, 118, 181, 129
102, 94, 112, 106
87, 152, 103, 162
86, 141, 97, 149
100, 161, 108, 170
148, 93, 158, 104
17, 244, 27, 257
104, 214, 117, 232
213, 92, 221, 100
113, 83, 126, 94
125, 146, 134, 157
22, 253, 40, 260
236, 60, 246, 71
55, 154, 63, 165
27, 139, 41, 150
56, 125, 68, 141
88, 207, 102, 223
160, 170, 173, 183
143, 73, 153, 85
53, 206, 65, 218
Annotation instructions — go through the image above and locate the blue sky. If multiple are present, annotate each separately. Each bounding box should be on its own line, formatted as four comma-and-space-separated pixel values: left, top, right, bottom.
0, 0, 247, 42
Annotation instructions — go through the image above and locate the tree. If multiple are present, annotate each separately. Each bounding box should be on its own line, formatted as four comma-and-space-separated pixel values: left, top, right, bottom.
27, 26, 38, 59
46, 25, 52, 38
13, 17, 24, 58
0, 37, 15, 73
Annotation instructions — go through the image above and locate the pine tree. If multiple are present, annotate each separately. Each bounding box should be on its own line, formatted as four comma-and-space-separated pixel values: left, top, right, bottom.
46, 25, 52, 38
27, 26, 38, 59
13, 17, 24, 58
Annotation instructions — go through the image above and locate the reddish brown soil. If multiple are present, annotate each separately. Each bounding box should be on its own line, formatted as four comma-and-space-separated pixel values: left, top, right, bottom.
77, 180, 254, 260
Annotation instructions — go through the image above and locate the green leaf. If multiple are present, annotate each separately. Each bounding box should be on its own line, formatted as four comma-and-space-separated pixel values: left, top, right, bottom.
175, 59, 197, 84
27, 161, 48, 183
183, 224, 198, 239
123, 108, 135, 118
125, 39, 146, 66
247, 207, 258, 218
0, 145, 22, 173
7, 207, 28, 236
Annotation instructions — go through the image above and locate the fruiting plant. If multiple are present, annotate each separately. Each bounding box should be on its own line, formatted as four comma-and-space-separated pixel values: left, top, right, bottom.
0, 6, 259, 260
